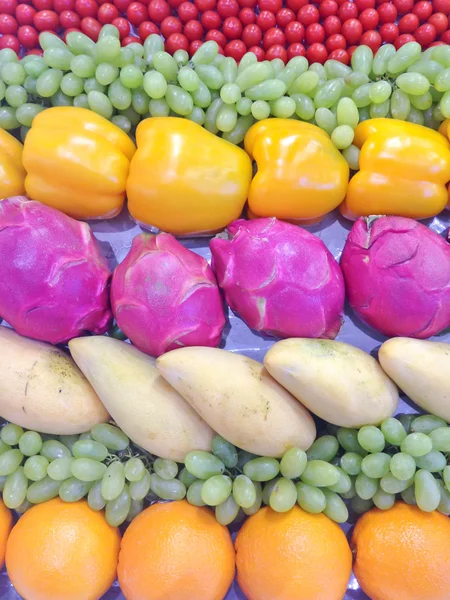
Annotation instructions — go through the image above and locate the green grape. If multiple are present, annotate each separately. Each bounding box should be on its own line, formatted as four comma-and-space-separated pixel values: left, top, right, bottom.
186, 106, 205, 125
40, 440, 71, 461
59, 478, 91, 502
0, 48, 19, 69
358, 106, 371, 122
262, 478, 280, 505
47, 457, 73, 481
322, 489, 348, 523
372, 488, 395, 510
27, 476, 60, 503
91, 424, 129, 451
173, 49, 189, 66
119, 64, 143, 89
5, 85, 27, 108
87, 480, 106, 511
432, 44, 450, 66
211, 435, 238, 469
431, 87, 444, 103
309, 63, 326, 82
292, 93, 314, 120
20, 125, 30, 142
39, 31, 67, 50
444, 466, 450, 492
288, 71, 319, 96
51, 90, 73, 106
336, 97, 359, 128
58, 435, 81, 452
278, 56, 308, 86
295, 482, 326, 513
414, 469, 440, 512
440, 90, 450, 119
313, 79, 345, 109
370, 100, 390, 118
176, 66, 199, 93
246, 79, 286, 101
271, 58, 285, 76
24, 455, 48, 482
106, 485, 131, 526
269, 477, 297, 513
337, 428, 367, 455
279, 448, 307, 479
191, 40, 219, 66
153, 458, 178, 480
341, 477, 357, 499
408, 60, 443, 84
331, 125, 354, 150
401, 484, 417, 505
22, 75, 37, 95
19, 431, 42, 456
131, 88, 149, 115
0, 440, 10, 456
390, 452, 416, 480
355, 472, 378, 500
357, 426, 385, 453
1, 62, 25, 85
79, 432, 93, 441
380, 473, 414, 494
87, 90, 113, 119
23, 58, 47, 79
127, 498, 144, 522
351, 45, 373, 75
380, 418, 407, 445
244, 457, 280, 482
251, 99, 270, 120
102, 461, 125, 501
144, 34, 164, 66
3, 467, 28, 510
71, 458, 107, 482
126, 42, 144, 58
328, 467, 352, 494
232, 475, 257, 509
306, 436, 338, 462
143, 70, 167, 99
72, 440, 108, 461
325, 59, 352, 79
220, 82, 240, 105
369, 80, 392, 104
237, 451, 258, 470
415, 451, 446, 473
373, 44, 396, 76
0, 475, 7, 491
70, 55, 95, 78
73, 93, 89, 109
340, 452, 362, 476
94, 63, 118, 87
15, 499, 32, 515
191, 79, 211, 108
411, 415, 447, 435
216, 103, 237, 132
342, 144, 360, 170
115, 47, 134, 68
242, 481, 262, 516
152, 51, 177, 82
424, 105, 440, 130
1, 424, 23, 446
43, 48, 74, 70
401, 432, 433, 457
165, 84, 193, 116
215, 495, 240, 525
396, 72, 430, 96
178, 468, 197, 489
194, 64, 223, 90
344, 72, 370, 89
351, 496, 373, 514
434, 67, 450, 92
236, 96, 252, 116
270, 96, 296, 118
314, 107, 336, 135
123, 458, 146, 482
361, 453, 391, 479
437, 479, 450, 515
218, 56, 237, 84
429, 427, 450, 452
59, 72, 84, 96
0, 449, 23, 476
150, 473, 186, 500
129, 469, 151, 501
66, 31, 95, 56
111, 115, 131, 132
35, 67, 63, 98
149, 98, 170, 117
94, 36, 121, 63
238, 52, 257, 74
204, 97, 223, 133
185, 451, 225, 479
300, 460, 340, 488
387, 42, 422, 75
201, 475, 232, 506
186, 480, 206, 506
98, 25, 120, 39
352, 83, 372, 108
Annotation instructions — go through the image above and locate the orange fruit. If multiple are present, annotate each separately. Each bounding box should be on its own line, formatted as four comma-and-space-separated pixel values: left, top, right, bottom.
5, 498, 120, 600
0, 498, 12, 569
351, 501, 450, 600
235, 505, 352, 600
118, 500, 235, 600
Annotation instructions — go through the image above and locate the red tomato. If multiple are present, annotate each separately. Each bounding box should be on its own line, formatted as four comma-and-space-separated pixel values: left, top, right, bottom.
323, 14, 341, 34
428, 13, 448, 35
222, 15, 241, 38
238, 0, 256, 7
285, 19, 304, 41
165, 31, 189, 51
0, 0, 16, 14
80, 15, 101, 38
377, 2, 396, 23
31, 0, 52, 9
360, 28, 381, 50
217, 0, 239, 17
249, 44, 264, 59
398, 13, 418, 33
256, 8, 275, 29
441, 29, 450, 42
33, 8, 58, 30
189, 38, 202, 54
201, 9, 221, 28
113, 0, 132, 12
239, 7, 255, 24
263, 25, 284, 48
379, 21, 398, 41
63, 25, 79, 38
0, 33, 19, 51
258, 0, 281, 12
0, 13, 17, 33
138, 20, 159, 38
346, 44, 357, 58
205, 27, 226, 44
26, 47, 43, 54
286, 41, 305, 58
224, 38, 246, 60
241, 22, 261, 44
306, 41, 327, 63
298, 4, 319, 25
194, 0, 216, 9
434, 0, 450, 14
354, 0, 374, 9
394, 32, 415, 47
286, 0, 308, 11
160, 15, 181, 36
16, 4, 36, 24
97, 3, 119, 23
412, 0, 432, 21
392, 0, 413, 13
276, 7, 294, 27
328, 47, 349, 63
127, 1, 147, 24
111, 15, 130, 37
325, 31, 345, 50
359, 7, 378, 29
338, 1, 358, 21
75, 0, 98, 18
18, 23, 39, 45
341, 17, 362, 42
265, 42, 286, 61
414, 22, 436, 45
148, 0, 171, 22
53, 0, 74, 12
177, 0, 198, 21
122, 34, 140, 44
183, 18, 203, 39
319, 0, 338, 18
305, 22, 324, 43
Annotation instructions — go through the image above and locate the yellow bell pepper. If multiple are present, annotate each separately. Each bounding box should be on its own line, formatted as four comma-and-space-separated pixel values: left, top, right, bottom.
126, 117, 252, 236
244, 119, 349, 224
340, 118, 450, 220
22, 107, 136, 220
0, 129, 26, 200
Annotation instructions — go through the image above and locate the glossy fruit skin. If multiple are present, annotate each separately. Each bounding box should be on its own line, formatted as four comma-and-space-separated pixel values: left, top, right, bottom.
352, 502, 450, 600
0, 500, 12, 570
0, 129, 25, 198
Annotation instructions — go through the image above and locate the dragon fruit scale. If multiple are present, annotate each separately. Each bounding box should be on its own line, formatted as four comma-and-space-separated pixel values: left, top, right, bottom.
111, 233, 226, 357
341, 216, 450, 339
0, 196, 111, 344
210, 218, 345, 339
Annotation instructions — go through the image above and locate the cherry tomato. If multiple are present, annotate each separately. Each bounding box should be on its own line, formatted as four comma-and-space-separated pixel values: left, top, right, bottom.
224, 38, 246, 60
239, 7, 255, 24
75, 0, 98, 18
441, 29, 450, 42
341, 17, 362, 42
201, 9, 221, 28
338, 1, 358, 21
183, 18, 203, 39
148, 0, 171, 22
434, 0, 450, 14
81, 15, 101, 38
394, 32, 415, 47
241, 22, 261, 44
26, 47, 43, 54
16, 5, 35, 26
32, 0, 53, 9
122, 34, 139, 44
256, 9, 275, 30
323, 14, 341, 35
377, 2, 397, 23
0, 33, 19, 51
285, 19, 304, 42
189, 38, 202, 55
298, 4, 319, 25
33, 8, 58, 30
249, 44, 264, 59
194, 0, 216, 10
319, 0, 338, 18
360, 28, 381, 50
53, 0, 74, 12
222, 15, 241, 38
0, 0, 16, 14
398, 13, 418, 33
325, 31, 345, 50
138, 20, 159, 38
262, 25, 284, 48
286, 0, 308, 12
429, 13, 448, 35
217, 0, 239, 17
392, 0, 413, 13
306, 41, 327, 63
165, 31, 189, 51
304, 22, 324, 44
354, 0, 374, 9
276, 7, 294, 27
161, 15, 182, 36
412, 0, 432, 21
97, 3, 119, 23
346, 44, 357, 58
379, 21, 398, 41
63, 25, 79, 39
126, 1, 147, 25
238, 0, 256, 7
18, 23, 39, 46
0, 13, 17, 33
287, 41, 305, 58
111, 16, 130, 37
359, 7, 378, 29
60, 8, 80, 26
205, 27, 226, 45
414, 22, 436, 45
113, 0, 132, 12
265, 43, 286, 61
328, 47, 349, 63
258, 0, 281, 11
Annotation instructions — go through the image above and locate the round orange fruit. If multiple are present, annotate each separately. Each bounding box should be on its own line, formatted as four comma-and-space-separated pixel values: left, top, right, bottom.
352, 501, 450, 600
118, 500, 235, 600
235, 505, 352, 600
5, 498, 120, 600
0, 498, 12, 569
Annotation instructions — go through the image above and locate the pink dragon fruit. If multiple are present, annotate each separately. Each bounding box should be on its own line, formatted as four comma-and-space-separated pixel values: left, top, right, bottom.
210, 217, 345, 339
111, 232, 226, 357
0, 196, 111, 344
341, 216, 450, 338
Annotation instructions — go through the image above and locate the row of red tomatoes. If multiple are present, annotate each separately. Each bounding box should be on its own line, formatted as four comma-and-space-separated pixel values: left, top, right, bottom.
0, 0, 449, 63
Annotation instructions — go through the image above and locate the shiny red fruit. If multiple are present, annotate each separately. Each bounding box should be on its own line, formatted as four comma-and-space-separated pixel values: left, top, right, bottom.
0, 13, 17, 34
305, 22, 325, 43
75, 0, 98, 18
286, 0, 308, 11
306, 41, 327, 63
377, 2, 397, 23
0, 0, 16, 15
183, 18, 203, 40
217, 0, 239, 17
127, 1, 147, 25
319, 0, 338, 18
80, 15, 101, 39
298, 4, 319, 25
265, 43, 287, 61
239, 7, 255, 24
256, 9, 276, 30
325, 32, 345, 50
249, 44, 264, 59
276, 6, 295, 26
398, 13, 418, 33
148, 0, 171, 22
360, 28, 381, 51
379, 21, 398, 41
97, 3, 119, 23
26, 47, 43, 55
287, 41, 305, 58
434, 0, 450, 14
347, 44, 357, 58
338, 1, 358, 21
31, 0, 53, 9
113, 0, 132, 12
441, 29, 450, 42
354, 0, 374, 9
392, 0, 413, 13
194, 0, 216, 9
328, 48, 349, 63
285, 19, 304, 42
15, 4, 36, 24
258, 0, 281, 12
189, 38, 202, 55
359, 7, 378, 29
323, 15, 341, 35
414, 22, 436, 45
224, 38, 247, 60
428, 13, 448, 35
412, 0, 432, 21
222, 15, 242, 38
18, 23, 38, 46
241, 22, 262, 45
238, 0, 256, 7
200, 9, 221, 28
53, 0, 74, 12
138, 20, 159, 38
161, 15, 182, 36
111, 15, 130, 37
122, 34, 140, 44
262, 25, 284, 48
341, 17, 362, 42
165, 31, 189, 51
33, 9, 59, 30
394, 32, 415, 48
205, 27, 226, 45
0, 33, 19, 51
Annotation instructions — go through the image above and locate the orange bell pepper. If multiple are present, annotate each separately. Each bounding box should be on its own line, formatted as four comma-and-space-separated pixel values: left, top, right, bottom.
0, 129, 25, 200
